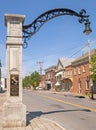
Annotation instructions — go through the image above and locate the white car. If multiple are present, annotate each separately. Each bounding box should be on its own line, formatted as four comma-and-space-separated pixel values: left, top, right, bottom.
36, 86, 43, 90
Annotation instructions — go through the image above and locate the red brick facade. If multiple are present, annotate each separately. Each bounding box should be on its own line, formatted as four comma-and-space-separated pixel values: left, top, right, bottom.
71, 50, 96, 95
45, 66, 56, 90
72, 59, 90, 94
40, 75, 46, 89
62, 65, 73, 91
44, 50, 95, 95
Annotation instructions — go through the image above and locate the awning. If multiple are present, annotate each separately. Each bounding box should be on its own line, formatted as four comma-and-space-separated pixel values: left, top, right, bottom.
55, 81, 61, 86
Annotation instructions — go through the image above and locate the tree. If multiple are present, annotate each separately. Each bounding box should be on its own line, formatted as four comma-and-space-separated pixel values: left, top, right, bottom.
23, 71, 41, 89
90, 50, 96, 99
30, 71, 41, 89
23, 75, 31, 88
90, 50, 96, 81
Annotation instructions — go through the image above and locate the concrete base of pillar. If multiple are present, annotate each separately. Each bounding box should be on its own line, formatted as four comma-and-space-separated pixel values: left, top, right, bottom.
2, 102, 26, 127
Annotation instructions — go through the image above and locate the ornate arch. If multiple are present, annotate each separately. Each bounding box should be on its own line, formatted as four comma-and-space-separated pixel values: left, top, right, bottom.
22, 8, 91, 48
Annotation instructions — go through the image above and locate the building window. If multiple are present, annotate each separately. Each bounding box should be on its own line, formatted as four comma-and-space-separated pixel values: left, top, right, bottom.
78, 67, 81, 74
74, 68, 76, 75
78, 78, 82, 93
83, 65, 86, 72
67, 70, 72, 76
50, 74, 52, 79
86, 80, 89, 90
68, 71, 70, 76
64, 71, 66, 77
48, 74, 50, 79
69, 70, 72, 76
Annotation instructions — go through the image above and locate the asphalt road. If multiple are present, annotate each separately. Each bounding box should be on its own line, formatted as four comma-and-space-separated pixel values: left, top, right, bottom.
23, 89, 96, 130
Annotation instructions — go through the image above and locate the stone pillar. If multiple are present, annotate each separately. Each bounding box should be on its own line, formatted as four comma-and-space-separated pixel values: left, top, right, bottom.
2, 14, 26, 127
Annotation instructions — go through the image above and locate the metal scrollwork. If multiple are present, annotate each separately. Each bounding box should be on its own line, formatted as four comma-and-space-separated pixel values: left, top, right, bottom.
22, 8, 91, 48
79, 9, 88, 23
22, 39, 28, 49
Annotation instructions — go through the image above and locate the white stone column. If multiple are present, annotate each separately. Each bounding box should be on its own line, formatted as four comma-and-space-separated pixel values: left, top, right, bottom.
2, 14, 26, 127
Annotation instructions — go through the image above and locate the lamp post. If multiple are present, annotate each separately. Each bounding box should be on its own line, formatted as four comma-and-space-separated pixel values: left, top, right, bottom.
0, 60, 2, 92
22, 8, 92, 48
83, 21, 92, 35
21, 8, 92, 95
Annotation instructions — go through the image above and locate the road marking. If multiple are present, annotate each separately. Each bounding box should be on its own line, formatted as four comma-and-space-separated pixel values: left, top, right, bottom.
38, 94, 96, 112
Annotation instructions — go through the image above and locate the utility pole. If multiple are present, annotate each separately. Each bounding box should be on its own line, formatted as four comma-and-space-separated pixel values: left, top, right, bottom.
37, 61, 44, 75
88, 40, 91, 63
88, 40, 94, 99
37, 61, 44, 88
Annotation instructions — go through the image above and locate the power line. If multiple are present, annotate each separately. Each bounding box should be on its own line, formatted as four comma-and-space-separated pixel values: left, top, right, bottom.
61, 43, 89, 62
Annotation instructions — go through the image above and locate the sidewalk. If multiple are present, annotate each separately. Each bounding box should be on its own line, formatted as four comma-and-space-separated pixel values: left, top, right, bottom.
42, 89, 96, 100
0, 92, 65, 130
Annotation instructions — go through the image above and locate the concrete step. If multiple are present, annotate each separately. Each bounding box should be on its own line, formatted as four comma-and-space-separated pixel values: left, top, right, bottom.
0, 127, 3, 130
3, 127, 26, 130
30, 117, 64, 130
26, 125, 32, 130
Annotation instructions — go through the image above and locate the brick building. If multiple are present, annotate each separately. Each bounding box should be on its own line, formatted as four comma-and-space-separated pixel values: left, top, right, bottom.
44, 50, 96, 95
45, 66, 56, 90
63, 65, 73, 92
55, 50, 95, 95
40, 75, 46, 89
55, 58, 73, 91
71, 50, 96, 95
55, 58, 65, 89
71, 54, 90, 95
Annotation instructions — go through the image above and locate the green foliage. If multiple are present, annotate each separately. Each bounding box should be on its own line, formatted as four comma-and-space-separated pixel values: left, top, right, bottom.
23, 71, 41, 89
85, 92, 91, 97
90, 50, 96, 81
30, 71, 41, 89
23, 75, 31, 88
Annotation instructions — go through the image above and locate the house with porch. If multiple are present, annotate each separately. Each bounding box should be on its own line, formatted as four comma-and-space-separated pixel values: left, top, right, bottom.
55, 58, 73, 91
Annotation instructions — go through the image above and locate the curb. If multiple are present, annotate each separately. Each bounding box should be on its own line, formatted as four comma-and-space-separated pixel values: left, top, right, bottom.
41, 117, 66, 130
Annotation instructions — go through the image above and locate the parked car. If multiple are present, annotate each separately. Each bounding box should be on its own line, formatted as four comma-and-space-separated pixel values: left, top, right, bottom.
36, 86, 43, 90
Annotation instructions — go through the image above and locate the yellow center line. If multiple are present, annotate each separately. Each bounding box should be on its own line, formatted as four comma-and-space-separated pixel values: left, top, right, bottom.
38, 94, 96, 112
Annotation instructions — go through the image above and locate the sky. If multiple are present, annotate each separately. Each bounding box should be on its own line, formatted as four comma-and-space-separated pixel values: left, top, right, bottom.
0, 0, 96, 77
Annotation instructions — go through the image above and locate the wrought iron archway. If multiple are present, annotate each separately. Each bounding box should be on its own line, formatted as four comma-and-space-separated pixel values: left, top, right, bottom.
22, 8, 92, 48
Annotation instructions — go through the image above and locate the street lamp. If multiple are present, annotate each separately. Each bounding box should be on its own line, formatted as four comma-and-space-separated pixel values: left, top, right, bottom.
0, 60, 2, 92
83, 21, 92, 35
21, 8, 92, 95
22, 8, 92, 48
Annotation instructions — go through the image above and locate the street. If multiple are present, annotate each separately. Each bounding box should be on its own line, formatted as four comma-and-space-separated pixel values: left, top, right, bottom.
23, 89, 96, 130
